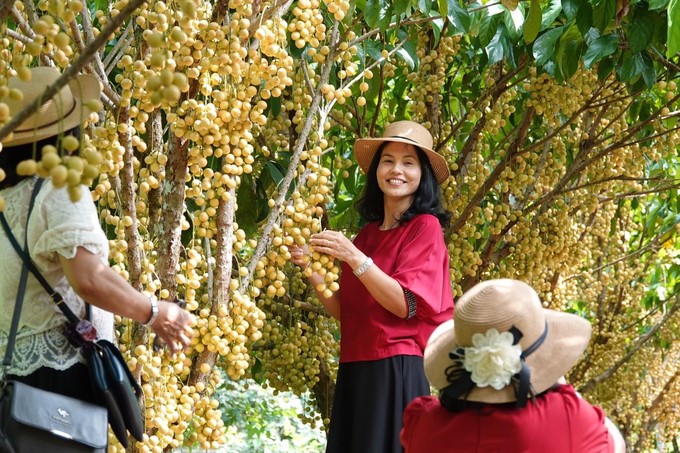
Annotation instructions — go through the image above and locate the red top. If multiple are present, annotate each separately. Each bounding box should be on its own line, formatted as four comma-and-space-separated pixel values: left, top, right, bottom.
338, 214, 454, 363
400, 385, 614, 453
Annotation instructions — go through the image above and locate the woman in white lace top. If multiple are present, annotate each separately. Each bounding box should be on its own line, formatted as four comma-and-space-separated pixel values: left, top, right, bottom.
0, 67, 193, 405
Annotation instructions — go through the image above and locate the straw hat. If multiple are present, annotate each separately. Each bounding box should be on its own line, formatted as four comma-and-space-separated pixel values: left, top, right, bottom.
353, 120, 450, 184
0, 67, 101, 147
424, 279, 591, 404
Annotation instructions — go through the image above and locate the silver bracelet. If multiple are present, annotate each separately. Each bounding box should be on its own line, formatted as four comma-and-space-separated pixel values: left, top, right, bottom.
143, 296, 159, 326
353, 257, 373, 277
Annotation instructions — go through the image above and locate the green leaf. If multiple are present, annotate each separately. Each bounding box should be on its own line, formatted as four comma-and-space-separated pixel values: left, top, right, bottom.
235, 174, 259, 236
583, 34, 619, 69
644, 202, 663, 236
627, 8, 656, 53
378, 2, 393, 29
289, 41, 306, 59
668, 0, 680, 57
649, 0, 670, 9
264, 160, 285, 185
627, 96, 645, 123
393, 0, 409, 18
584, 27, 601, 46
430, 16, 443, 44
269, 97, 281, 117
575, 2, 593, 36
597, 56, 615, 80
447, 0, 471, 33
628, 76, 648, 96
478, 10, 503, 47
486, 23, 510, 65
592, 0, 616, 31
365, 0, 381, 28
438, 0, 448, 17
524, 0, 542, 43
640, 52, 657, 88
419, 0, 433, 15
618, 51, 645, 82
504, 7, 525, 39
363, 40, 384, 62
559, 41, 581, 79
543, 60, 557, 77
395, 46, 417, 69
533, 26, 566, 65
341, 165, 360, 194
541, 0, 562, 29
562, 0, 579, 19
556, 24, 584, 79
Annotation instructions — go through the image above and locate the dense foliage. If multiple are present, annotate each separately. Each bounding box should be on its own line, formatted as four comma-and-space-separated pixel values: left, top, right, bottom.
0, 0, 678, 451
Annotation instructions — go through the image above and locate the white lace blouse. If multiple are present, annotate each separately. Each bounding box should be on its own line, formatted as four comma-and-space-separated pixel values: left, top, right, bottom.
0, 177, 114, 376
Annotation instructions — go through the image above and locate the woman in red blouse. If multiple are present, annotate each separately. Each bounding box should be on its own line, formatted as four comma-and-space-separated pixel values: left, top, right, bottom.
400, 279, 626, 453
291, 120, 454, 453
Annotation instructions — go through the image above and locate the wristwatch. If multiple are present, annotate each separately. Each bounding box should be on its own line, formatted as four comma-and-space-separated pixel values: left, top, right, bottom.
144, 296, 159, 326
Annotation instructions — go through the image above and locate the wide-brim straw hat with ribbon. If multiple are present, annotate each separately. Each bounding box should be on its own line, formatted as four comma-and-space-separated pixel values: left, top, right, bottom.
424, 279, 592, 404
353, 120, 450, 185
0, 66, 101, 147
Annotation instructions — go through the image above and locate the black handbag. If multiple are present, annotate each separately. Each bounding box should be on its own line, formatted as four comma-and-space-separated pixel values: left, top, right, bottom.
0, 381, 108, 452
81, 337, 144, 445
0, 178, 144, 448
0, 179, 108, 452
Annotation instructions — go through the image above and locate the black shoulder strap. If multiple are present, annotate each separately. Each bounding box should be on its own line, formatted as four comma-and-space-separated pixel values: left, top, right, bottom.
2, 234, 31, 372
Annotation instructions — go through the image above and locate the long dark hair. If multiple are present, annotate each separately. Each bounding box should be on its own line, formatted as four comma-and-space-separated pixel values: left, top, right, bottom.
0, 127, 80, 190
356, 143, 451, 227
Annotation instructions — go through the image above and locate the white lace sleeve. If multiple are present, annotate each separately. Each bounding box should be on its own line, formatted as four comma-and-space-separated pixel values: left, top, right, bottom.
0, 179, 114, 376
31, 182, 109, 261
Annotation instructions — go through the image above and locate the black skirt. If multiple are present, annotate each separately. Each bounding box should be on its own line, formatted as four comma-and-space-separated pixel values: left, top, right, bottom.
8, 363, 97, 405
326, 355, 430, 453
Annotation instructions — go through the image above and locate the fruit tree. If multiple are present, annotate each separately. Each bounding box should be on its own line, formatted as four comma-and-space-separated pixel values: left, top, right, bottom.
0, 0, 678, 451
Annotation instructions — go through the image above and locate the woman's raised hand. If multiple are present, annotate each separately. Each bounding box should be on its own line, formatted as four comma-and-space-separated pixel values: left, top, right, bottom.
151, 301, 195, 355
289, 243, 311, 269
309, 230, 362, 265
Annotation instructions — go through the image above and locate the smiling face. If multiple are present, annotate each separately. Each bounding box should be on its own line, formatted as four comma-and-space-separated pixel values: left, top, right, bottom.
376, 141, 422, 207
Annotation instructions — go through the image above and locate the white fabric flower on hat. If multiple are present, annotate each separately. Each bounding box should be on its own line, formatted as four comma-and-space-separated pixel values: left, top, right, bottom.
463, 328, 523, 390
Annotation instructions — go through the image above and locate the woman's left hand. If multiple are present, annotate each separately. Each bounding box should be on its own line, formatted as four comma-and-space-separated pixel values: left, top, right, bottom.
309, 230, 363, 266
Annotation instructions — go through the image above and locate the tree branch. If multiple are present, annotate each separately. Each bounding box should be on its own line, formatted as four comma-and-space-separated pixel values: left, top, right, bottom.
0, 0, 12, 23
450, 105, 536, 232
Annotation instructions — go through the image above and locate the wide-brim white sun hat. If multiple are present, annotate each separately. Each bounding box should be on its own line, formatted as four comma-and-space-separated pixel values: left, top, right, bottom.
353, 120, 450, 185
424, 279, 592, 404
1, 66, 101, 147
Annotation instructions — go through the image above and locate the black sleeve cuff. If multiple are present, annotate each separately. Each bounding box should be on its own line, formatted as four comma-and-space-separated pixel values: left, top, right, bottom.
404, 289, 417, 319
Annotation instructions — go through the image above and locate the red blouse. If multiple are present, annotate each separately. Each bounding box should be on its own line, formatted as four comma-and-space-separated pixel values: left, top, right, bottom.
400, 385, 614, 453
338, 214, 454, 363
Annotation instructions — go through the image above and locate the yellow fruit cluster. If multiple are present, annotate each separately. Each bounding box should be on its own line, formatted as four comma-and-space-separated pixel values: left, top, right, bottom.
10, 136, 103, 202
289, 0, 326, 49
408, 33, 462, 122
258, 313, 338, 427
191, 291, 265, 380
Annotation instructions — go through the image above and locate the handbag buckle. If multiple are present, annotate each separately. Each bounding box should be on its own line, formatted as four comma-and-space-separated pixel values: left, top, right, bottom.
75, 320, 99, 342
65, 320, 99, 347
